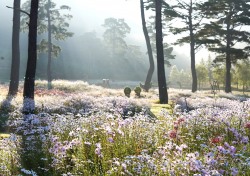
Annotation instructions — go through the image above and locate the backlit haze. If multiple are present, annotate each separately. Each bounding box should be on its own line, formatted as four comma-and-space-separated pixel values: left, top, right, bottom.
0, 0, 210, 82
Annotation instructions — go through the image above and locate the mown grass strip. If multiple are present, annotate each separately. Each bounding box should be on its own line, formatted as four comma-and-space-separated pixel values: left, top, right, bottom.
0, 133, 10, 139
150, 100, 173, 119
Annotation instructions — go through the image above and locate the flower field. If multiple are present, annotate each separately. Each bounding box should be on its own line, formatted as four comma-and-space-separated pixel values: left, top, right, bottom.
0, 80, 250, 176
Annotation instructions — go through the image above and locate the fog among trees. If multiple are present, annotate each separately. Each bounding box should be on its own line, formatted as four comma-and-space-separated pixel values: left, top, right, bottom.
0, 0, 249, 94
0, 1, 250, 175
0, 0, 191, 84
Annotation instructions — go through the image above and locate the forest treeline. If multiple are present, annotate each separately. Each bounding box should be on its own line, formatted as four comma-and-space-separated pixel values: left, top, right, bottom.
169, 57, 250, 93
0, 0, 250, 105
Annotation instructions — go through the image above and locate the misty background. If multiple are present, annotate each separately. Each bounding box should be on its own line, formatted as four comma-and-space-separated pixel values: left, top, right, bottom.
0, 0, 206, 84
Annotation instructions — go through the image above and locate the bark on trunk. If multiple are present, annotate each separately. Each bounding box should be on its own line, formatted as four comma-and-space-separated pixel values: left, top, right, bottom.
225, 54, 231, 93
190, 36, 197, 92
8, 0, 21, 96
23, 0, 39, 113
155, 0, 168, 104
225, 11, 232, 93
140, 0, 154, 92
189, 0, 197, 93
47, 0, 52, 89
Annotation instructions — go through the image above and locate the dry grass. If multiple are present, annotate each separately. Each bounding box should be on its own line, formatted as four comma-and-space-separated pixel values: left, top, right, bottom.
1, 80, 248, 106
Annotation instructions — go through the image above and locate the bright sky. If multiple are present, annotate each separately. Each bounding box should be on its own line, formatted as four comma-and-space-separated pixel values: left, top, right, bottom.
54, 0, 196, 59
54, 0, 142, 35
0, 0, 208, 62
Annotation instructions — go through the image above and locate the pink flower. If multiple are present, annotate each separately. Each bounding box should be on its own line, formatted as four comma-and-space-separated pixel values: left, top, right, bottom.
177, 117, 185, 124
211, 136, 222, 144
245, 122, 250, 129
169, 130, 177, 139
173, 123, 178, 130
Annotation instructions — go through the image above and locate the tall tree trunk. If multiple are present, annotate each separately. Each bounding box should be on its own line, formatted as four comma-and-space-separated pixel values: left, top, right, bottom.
140, 0, 154, 92
190, 33, 197, 92
155, 0, 168, 104
23, 0, 39, 113
189, 0, 197, 92
225, 55, 231, 93
47, 0, 52, 89
225, 9, 232, 93
8, 0, 21, 96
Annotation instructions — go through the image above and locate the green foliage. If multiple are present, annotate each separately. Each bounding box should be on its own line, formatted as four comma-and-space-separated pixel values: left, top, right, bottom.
0, 140, 19, 175
212, 63, 226, 86
169, 65, 192, 88
21, 0, 73, 58
37, 39, 62, 57
198, 0, 250, 63
196, 59, 208, 90
150, 101, 173, 117
158, 0, 202, 92
234, 59, 250, 92
169, 65, 179, 84
163, 0, 205, 48
102, 18, 130, 56
21, 134, 52, 175
0, 100, 15, 132
123, 87, 131, 97
134, 86, 142, 97
146, 18, 175, 66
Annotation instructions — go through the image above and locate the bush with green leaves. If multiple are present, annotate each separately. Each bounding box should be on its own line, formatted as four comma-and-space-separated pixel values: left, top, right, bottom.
134, 86, 142, 97
124, 87, 131, 97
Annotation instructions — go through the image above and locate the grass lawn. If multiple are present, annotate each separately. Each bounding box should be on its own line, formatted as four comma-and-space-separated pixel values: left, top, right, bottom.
0, 133, 10, 139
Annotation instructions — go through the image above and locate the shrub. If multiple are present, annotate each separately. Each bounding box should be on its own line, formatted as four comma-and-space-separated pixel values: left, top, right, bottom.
124, 87, 131, 97
134, 86, 142, 97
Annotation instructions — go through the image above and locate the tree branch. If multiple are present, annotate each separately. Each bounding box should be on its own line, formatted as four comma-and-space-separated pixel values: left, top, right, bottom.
195, 44, 202, 53
6, 6, 30, 17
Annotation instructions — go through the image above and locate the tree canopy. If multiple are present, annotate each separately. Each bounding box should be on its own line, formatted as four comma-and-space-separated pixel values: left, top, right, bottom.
102, 18, 131, 57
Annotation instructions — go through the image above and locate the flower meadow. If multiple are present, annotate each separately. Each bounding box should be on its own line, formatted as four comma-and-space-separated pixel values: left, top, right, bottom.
0, 81, 250, 176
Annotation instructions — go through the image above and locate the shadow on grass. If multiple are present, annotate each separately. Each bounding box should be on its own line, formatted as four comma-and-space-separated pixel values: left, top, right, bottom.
20, 99, 52, 175
1, 96, 51, 175
0, 95, 15, 132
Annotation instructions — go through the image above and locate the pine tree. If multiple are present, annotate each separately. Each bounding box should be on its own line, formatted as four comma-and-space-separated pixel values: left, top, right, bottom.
156, 0, 168, 104
199, 0, 250, 92
21, 0, 73, 89
102, 18, 131, 57
8, 0, 21, 96
163, 0, 207, 92
23, 0, 39, 113
140, 0, 154, 92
